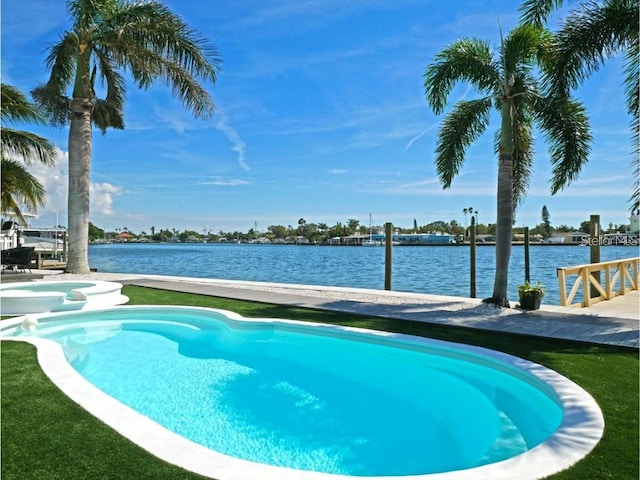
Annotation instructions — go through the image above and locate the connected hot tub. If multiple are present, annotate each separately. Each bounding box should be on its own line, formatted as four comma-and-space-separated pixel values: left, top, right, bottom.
0, 281, 128, 315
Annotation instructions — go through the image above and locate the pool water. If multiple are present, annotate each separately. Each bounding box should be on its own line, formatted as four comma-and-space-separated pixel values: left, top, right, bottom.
18, 309, 563, 477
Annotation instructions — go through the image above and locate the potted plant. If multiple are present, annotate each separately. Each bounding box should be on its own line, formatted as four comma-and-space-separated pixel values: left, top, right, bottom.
518, 281, 545, 310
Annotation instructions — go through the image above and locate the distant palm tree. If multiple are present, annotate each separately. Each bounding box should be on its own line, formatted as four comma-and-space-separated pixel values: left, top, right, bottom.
1, 84, 57, 225
298, 218, 307, 237
520, 0, 639, 209
424, 24, 591, 306
33, 0, 221, 273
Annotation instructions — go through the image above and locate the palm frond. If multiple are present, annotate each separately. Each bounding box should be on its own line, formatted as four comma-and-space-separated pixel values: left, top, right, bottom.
624, 35, 639, 142
119, 2, 220, 81
91, 48, 126, 132
1, 157, 46, 223
435, 98, 493, 188
548, 0, 639, 94
1, 129, 57, 166
44, 33, 79, 96
31, 83, 71, 127
631, 169, 639, 211
519, 0, 569, 28
1, 85, 57, 166
160, 59, 217, 119
113, 44, 217, 118
423, 39, 498, 114
502, 25, 555, 84
32, 33, 79, 126
631, 155, 639, 212
95, 0, 221, 118
92, 100, 125, 133
535, 95, 592, 193
0, 84, 47, 125
625, 35, 639, 212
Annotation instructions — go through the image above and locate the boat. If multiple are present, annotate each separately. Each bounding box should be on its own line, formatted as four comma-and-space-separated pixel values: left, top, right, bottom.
362, 214, 383, 246
362, 239, 383, 246
21, 229, 65, 252
392, 232, 455, 245
1, 218, 67, 269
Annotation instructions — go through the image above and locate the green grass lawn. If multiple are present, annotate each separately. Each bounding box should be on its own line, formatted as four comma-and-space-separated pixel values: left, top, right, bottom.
2, 285, 638, 480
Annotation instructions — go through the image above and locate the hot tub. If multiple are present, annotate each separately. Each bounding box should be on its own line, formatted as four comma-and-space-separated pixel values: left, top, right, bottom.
0, 281, 128, 315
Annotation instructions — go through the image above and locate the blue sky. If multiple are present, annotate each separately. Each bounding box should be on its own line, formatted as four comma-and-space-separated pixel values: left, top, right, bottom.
2, 0, 636, 234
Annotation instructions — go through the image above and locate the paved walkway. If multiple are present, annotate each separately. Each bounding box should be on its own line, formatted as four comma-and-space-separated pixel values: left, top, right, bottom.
3, 270, 638, 348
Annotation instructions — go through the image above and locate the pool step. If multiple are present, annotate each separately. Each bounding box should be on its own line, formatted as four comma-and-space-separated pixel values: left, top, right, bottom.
481, 411, 527, 464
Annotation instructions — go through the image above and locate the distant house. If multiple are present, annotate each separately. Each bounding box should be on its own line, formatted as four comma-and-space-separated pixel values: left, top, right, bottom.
116, 232, 134, 242
542, 233, 588, 244
393, 232, 455, 245
477, 234, 494, 243
513, 233, 542, 242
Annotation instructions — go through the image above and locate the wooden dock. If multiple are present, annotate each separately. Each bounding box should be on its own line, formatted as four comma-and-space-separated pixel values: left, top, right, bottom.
578, 290, 639, 319
557, 257, 639, 308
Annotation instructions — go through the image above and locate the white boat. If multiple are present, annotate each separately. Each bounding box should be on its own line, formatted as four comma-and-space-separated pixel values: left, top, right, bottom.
362, 239, 383, 246
1, 218, 66, 267
362, 213, 383, 246
21, 232, 65, 252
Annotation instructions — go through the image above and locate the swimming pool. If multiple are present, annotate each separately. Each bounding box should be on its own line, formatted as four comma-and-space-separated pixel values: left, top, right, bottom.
0, 306, 604, 479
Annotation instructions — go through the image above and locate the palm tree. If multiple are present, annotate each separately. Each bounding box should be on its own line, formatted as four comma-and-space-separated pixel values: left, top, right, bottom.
298, 218, 307, 236
520, 0, 639, 209
1, 84, 57, 225
424, 24, 591, 306
32, 0, 221, 273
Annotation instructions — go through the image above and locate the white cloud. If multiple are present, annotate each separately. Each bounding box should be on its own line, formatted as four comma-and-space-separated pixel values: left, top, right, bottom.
201, 177, 250, 186
26, 149, 123, 222
404, 124, 438, 151
215, 118, 250, 171
90, 182, 122, 215
154, 107, 189, 134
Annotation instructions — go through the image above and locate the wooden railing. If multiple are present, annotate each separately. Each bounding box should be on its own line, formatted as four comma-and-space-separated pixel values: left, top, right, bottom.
557, 257, 639, 307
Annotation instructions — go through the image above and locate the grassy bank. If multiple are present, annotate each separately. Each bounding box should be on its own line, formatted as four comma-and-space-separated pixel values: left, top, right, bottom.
2, 285, 638, 480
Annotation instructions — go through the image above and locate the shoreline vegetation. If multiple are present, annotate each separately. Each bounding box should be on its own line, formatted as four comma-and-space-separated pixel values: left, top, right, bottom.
91, 239, 640, 247
88, 216, 639, 246
2, 286, 638, 480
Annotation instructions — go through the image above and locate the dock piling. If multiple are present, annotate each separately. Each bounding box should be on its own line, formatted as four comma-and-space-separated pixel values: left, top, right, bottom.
385, 222, 393, 290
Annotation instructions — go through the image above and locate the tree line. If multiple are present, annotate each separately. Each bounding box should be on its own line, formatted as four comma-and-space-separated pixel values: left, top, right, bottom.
89, 216, 632, 243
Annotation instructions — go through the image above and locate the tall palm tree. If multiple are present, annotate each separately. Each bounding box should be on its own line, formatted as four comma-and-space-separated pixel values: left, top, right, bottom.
424, 24, 591, 306
1, 84, 57, 225
33, 0, 221, 273
520, 0, 639, 209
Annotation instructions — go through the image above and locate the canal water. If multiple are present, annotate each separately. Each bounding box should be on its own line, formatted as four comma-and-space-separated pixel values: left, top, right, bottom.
88, 243, 639, 306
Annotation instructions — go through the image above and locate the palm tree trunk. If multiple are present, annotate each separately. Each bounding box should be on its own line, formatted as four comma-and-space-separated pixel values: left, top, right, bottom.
65, 98, 92, 274
488, 100, 514, 307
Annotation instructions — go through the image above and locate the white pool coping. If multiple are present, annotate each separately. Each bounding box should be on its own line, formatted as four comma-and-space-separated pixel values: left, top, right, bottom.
1, 306, 605, 480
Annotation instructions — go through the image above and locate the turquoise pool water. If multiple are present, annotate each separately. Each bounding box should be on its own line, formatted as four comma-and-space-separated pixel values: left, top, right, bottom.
10, 308, 563, 477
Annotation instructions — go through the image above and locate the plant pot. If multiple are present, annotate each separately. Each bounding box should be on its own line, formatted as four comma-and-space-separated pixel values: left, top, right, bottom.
519, 292, 542, 310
